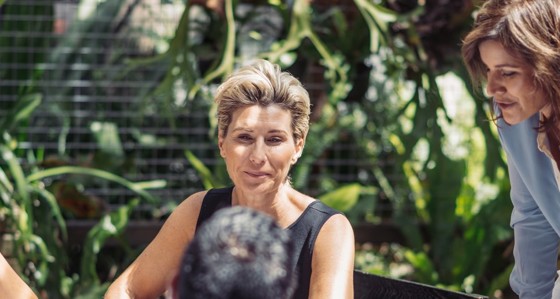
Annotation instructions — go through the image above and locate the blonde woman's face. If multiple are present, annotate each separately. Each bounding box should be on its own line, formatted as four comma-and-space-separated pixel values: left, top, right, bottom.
479, 39, 548, 124
218, 104, 303, 193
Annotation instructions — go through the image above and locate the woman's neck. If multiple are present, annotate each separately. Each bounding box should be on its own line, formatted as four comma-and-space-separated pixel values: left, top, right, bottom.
231, 184, 304, 228
232, 184, 288, 210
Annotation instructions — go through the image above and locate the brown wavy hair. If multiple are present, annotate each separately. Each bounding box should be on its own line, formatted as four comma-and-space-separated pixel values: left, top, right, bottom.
461, 0, 560, 130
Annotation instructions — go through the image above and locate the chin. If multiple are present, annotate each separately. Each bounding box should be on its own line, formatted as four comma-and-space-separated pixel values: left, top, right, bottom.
503, 118, 519, 125
501, 112, 529, 126
238, 181, 275, 191
503, 116, 530, 126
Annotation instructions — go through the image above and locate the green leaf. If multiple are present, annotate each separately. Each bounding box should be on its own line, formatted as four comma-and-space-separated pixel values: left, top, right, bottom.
80, 198, 140, 284
26, 166, 164, 204
90, 121, 124, 158
485, 264, 513, 296
404, 250, 438, 284
354, 0, 397, 52
319, 183, 362, 212
0, 165, 14, 204
185, 150, 226, 189
31, 186, 68, 241
0, 93, 42, 133
0, 144, 30, 207
29, 234, 55, 285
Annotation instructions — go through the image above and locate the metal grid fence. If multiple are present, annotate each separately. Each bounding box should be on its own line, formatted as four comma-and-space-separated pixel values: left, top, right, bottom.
0, 0, 391, 219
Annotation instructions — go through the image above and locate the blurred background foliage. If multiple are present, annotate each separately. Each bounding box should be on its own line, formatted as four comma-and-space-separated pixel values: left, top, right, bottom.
0, 0, 515, 298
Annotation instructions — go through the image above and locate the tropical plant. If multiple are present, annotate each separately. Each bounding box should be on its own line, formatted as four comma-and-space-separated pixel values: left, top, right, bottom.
1, 0, 516, 297
154, 1, 513, 296
0, 95, 165, 297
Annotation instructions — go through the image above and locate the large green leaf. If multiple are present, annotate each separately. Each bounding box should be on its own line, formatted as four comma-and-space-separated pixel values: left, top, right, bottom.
26, 166, 165, 204
319, 183, 362, 212
185, 150, 227, 189
354, 0, 398, 52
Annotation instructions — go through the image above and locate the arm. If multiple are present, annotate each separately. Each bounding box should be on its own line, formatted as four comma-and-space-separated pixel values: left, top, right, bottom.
104, 191, 205, 299
0, 252, 37, 299
309, 214, 355, 299
496, 114, 560, 298
507, 158, 559, 298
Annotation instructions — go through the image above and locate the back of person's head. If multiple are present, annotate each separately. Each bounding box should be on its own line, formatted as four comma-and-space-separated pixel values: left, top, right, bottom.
214, 59, 311, 141
175, 206, 297, 299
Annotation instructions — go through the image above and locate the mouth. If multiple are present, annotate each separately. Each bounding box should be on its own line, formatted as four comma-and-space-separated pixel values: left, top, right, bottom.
244, 171, 269, 178
494, 99, 516, 110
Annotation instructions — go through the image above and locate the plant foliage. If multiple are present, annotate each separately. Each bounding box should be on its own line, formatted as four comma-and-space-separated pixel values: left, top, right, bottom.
1, 0, 515, 297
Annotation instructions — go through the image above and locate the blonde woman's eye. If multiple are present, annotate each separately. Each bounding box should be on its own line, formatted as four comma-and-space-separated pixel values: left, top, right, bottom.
268, 137, 283, 143
501, 71, 516, 77
237, 135, 252, 141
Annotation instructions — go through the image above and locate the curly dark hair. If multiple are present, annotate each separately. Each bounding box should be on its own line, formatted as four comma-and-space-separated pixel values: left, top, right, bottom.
176, 206, 297, 299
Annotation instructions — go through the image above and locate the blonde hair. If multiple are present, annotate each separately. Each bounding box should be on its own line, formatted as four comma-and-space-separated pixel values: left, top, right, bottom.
214, 59, 311, 142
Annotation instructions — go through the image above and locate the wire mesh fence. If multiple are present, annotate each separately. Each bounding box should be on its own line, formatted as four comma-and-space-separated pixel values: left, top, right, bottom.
0, 0, 394, 219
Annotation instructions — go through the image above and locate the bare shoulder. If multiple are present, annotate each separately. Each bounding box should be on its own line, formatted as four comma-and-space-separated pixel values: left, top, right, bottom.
314, 204, 355, 252
174, 190, 207, 214
161, 190, 208, 236
310, 205, 355, 297
322, 212, 354, 237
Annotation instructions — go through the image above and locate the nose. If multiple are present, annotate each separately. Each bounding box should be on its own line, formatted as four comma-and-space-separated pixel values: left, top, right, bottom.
486, 72, 504, 97
249, 140, 266, 165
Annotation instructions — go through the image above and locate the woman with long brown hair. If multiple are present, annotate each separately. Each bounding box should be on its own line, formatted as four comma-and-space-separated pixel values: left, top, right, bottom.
462, 0, 560, 297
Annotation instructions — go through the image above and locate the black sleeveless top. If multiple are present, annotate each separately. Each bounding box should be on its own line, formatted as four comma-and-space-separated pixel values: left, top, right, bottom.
194, 186, 340, 299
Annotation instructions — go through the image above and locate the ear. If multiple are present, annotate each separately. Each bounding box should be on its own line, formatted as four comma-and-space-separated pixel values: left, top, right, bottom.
291, 137, 305, 164
218, 133, 226, 158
